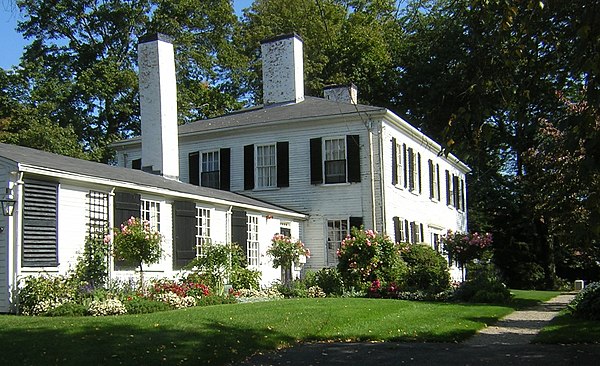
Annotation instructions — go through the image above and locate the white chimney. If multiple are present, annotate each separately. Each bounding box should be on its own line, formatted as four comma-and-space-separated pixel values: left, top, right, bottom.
261, 33, 304, 106
324, 84, 358, 105
138, 33, 179, 180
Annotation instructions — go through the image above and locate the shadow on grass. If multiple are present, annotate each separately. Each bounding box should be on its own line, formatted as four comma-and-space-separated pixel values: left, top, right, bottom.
535, 312, 600, 344
0, 318, 295, 366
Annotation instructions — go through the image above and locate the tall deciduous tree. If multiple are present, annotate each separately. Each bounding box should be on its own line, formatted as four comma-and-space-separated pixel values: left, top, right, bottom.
8, 0, 242, 161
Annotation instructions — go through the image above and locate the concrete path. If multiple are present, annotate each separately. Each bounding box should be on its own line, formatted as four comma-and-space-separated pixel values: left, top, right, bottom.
239, 293, 600, 365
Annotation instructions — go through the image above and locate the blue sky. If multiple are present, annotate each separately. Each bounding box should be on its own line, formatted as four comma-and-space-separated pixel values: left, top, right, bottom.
0, 0, 253, 70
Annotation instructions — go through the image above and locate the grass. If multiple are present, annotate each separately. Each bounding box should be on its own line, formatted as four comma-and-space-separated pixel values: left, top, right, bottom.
509, 289, 560, 309
0, 291, 560, 365
536, 311, 600, 344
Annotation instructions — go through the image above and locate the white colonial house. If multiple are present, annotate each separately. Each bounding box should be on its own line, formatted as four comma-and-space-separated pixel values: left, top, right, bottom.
112, 34, 470, 277
0, 142, 305, 313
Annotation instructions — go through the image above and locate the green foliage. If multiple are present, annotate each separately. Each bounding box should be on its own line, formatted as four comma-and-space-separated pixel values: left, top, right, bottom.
441, 231, 492, 269
111, 216, 162, 287
73, 236, 109, 287
17, 275, 79, 315
44, 302, 88, 317
184, 242, 258, 293
229, 267, 261, 290
401, 243, 451, 293
267, 234, 309, 269
569, 282, 600, 320
195, 295, 238, 307
454, 264, 512, 304
276, 279, 308, 298
122, 297, 172, 315
337, 228, 407, 290
313, 268, 344, 296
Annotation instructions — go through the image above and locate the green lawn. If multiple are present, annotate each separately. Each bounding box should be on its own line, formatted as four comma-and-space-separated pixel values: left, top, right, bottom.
536, 311, 600, 344
0, 292, 559, 365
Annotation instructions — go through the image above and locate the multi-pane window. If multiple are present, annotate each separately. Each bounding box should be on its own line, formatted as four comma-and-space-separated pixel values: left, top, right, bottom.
446, 170, 453, 206
410, 221, 424, 243
247, 215, 260, 266
429, 160, 440, 201
327, 219, 348, 265
324, 138, 346, 184
256, 144, 277, 188
280, 221, 292, 238
407, 148, 421, 193
196, 207, 211, 257
141, 199, 161, 231
393, 141, 405, 188
88, 191, 109, 240
201, 151, 220, 189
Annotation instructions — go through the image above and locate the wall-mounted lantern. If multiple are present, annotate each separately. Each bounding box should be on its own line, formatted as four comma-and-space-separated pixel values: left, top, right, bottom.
0, 188, 16, 217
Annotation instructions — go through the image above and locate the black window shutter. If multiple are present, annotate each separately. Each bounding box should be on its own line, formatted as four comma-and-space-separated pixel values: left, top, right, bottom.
188, 152, 199, 186
22, 179, 58, 267
349, 216, 363, 233
391, 138, 398, 185
402, 144, 408, 188
231, 210, 247, 259
404, 220, 410, 243
428, 160, 434, 199
436, 166, 441, 200
173, 201, 197, 270
277, 141, 289, 187
445, 170, 451, 205
113, 191, 141, 270
244, 144, 254, 190
417, 153, 422, 194
132, 158, 142, 170
220, 148, 231, 191
310, 137, 323, 184
347, 135, 361, 182
393, 216, 401, 243
453, 175, 459, 207
408, 148, 414, 191
460, 179, 465, 210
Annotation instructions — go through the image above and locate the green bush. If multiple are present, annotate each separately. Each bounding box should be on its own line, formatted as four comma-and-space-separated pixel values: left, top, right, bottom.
230, 267, 261, 290
18, 275, 79, 315
44, 302, 88, 317
123, 297, 172, 314
454, 264, 511, 303
73, 236, 109, 287
277, 279, 308, 298
196, 295, 238, 307
337, 228, 407, 290
401, 243, 451, 293
314, 268, 344, 296
569, 281, 600, 320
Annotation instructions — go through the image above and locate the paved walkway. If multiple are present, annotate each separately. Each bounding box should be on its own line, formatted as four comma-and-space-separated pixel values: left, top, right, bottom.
239, 293, 600, 365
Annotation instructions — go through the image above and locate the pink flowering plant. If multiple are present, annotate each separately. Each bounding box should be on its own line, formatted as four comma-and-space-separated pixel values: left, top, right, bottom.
267, 234, 310, 268
109, 216, 162, 287
337, 228, 407, 290
441, 230, 493, 268
267, 234, 310, 286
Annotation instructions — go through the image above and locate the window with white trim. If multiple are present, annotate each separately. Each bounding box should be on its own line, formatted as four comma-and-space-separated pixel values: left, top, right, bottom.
407, 148, 421, 193
247, 215, 260, 266
324, 138, 347, 184
429, 160, 440, 201
201, 151, 220, 189
280, 221, 292, 238
141, 199, 161, 231
394, 141, 405, 188
327, 219, 348, 265
256, 144, 277, 188
410, 221, 423, 243
195, 207, 211, 257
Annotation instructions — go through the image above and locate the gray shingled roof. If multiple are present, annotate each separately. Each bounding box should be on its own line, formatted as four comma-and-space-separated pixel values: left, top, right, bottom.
179, 97, 386, 135
0, 143, 304, 215
114, 97, 386, 144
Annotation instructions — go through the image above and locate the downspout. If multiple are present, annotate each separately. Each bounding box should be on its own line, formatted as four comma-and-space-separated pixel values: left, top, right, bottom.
367, 120, 377, 230
378, 124, 387, 235
107, 188, 115, 285
11, 171, 24, 313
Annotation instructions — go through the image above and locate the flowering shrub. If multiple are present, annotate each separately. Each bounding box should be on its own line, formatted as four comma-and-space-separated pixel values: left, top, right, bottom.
150, 279, 210, 298
154, 292, 197, 309
234, 287, 284, 302
441, 230, 493, 267
18, 275, 78, 315
337, 228, 407, 290
267, 234, 310, 268
110, 216, 162, 287
307, 286, 326, 298
88, 298, 127, 316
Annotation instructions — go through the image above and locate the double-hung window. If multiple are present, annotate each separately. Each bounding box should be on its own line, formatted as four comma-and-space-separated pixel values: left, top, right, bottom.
327, 219, 348, 265
141, 199, 161, 231
247, 215, 260, 266
324, 138, 347, 184
256, 144, 277, 188
391, 138, 406, 188
195, 207, 211, 257
201, 151, 220, 189
429, 160, 440, 201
